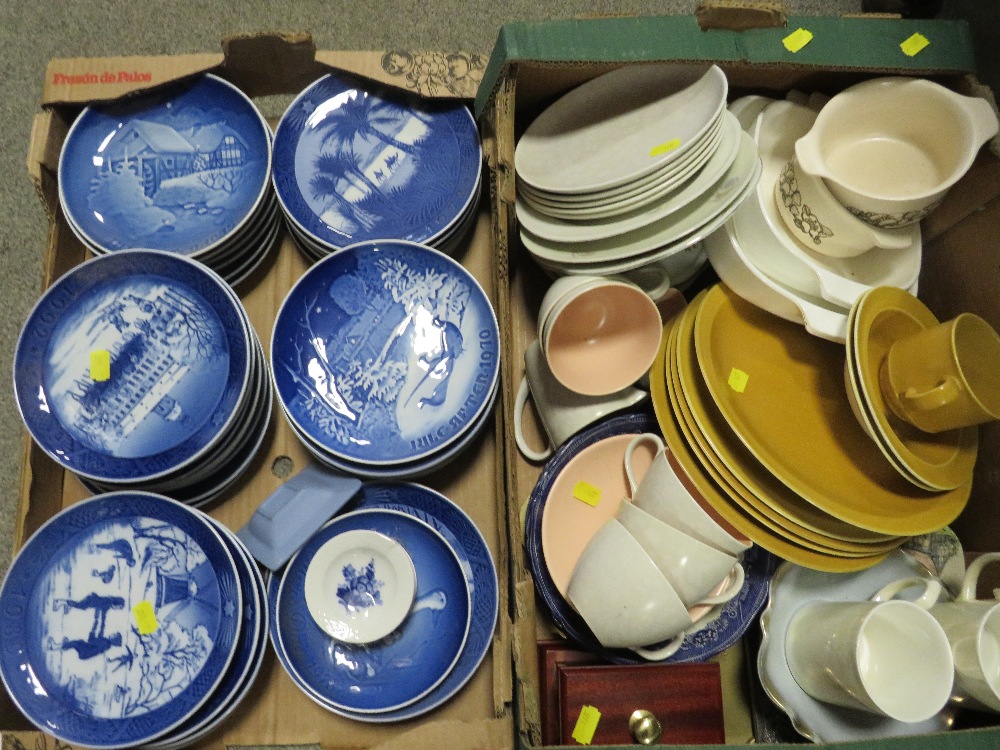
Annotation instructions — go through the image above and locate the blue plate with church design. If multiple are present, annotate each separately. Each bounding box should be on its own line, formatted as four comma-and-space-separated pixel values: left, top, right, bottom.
270, 239, 500, 466
58, 73, 271, 257
275, 508, 471, 714
0, 492, 243, 749
13, 250, 252, 483
272, 72, 481, 250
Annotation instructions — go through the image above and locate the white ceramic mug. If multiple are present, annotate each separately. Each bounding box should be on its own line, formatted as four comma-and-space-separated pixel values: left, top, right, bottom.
932, 552, 1000, 713
785, 576, 953, 722
624, 433, 752, 556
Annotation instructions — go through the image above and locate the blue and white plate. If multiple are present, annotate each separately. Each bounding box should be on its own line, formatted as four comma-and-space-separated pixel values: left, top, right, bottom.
272, 73, 482, 252
13, 250, 254, 484
0, 492, 243, 749
525, 410, 779, 664
58, 74, 272, 257
275, 508, 471, 714
271, 239, 500, 465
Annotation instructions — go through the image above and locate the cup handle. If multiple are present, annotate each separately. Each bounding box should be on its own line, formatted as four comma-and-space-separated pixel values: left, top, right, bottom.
793, 131, 829, 180
902, 376, 961, 411
696, 563, 745, 606
624, 433, 665, 494
871, 576, 943, 610
960, 552, 1000, 601
965, 95, 1000, 147
631, 633, 685, 662
514, 375, 552, 463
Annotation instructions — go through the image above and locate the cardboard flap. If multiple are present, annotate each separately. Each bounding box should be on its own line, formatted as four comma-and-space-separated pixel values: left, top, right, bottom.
317, 50, 488, 100
696, 0, 788, 31
220, 31, 322, 97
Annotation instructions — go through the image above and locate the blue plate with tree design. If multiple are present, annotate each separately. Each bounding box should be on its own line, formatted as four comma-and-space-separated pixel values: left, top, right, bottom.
271, 72, 481, 250
0, 492, 243, 749
58, 74, 271, 257
271, 239, 500, 465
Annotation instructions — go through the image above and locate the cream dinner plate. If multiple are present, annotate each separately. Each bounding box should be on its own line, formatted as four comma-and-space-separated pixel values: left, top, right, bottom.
691, 283, 970, 536
850, 286, 978, 491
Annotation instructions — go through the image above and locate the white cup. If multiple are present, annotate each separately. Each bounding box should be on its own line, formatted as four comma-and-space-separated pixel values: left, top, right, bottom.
616, 500, 744, 608
624, 433, 751, 557
785, 576, 953, 723
932, 552, 1000, 713
513, 340, 648, 462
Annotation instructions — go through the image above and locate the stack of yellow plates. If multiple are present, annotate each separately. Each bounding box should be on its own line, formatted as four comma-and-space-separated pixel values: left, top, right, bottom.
649, 283, 972, 572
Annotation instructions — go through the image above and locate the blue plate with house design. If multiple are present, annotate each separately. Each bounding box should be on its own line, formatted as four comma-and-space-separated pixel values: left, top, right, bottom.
272, 72, 481, 250
58, 73, 271, 256
275, 508, 471, 714
13, 250, 252, 483
0, 492, 242, 749
271, 239, 500, 465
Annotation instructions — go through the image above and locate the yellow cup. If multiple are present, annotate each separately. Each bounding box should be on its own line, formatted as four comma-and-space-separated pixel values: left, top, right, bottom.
879, 312, 1000, 433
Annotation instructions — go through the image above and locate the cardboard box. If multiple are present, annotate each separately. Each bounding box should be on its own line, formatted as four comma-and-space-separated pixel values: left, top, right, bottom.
15, 32, 513, 750
475, 7, 1000, 749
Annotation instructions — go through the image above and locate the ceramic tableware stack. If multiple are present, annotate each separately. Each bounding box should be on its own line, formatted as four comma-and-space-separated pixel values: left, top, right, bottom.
57, 73, 278, 288
13, 249, 273, 507
267, 481, 499, 722
513, 63, 762, 291
271, 72, 483, 261
270, 239, 500, 479
0, 491, 268, 750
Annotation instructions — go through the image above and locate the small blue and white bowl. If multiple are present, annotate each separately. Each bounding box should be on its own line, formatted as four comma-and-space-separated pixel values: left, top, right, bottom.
272, 72, 482, 257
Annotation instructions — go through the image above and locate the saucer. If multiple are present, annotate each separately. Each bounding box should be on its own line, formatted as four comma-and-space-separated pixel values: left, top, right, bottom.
757, 550, 956, 743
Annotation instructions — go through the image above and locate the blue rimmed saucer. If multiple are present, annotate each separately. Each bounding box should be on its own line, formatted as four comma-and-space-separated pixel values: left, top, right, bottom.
271, 239, 500, 466
0, 492, 243, 750
275, 508, 471, 714
58, 74, 272, 258
272, 72, 482, 253
13, 250, 253, 484
525, 410, 779, 664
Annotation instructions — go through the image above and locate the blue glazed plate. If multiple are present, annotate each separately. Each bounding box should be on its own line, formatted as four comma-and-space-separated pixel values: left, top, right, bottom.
13, 250, 252, 483
265, 480, 497, 722
58, 74, 272, 256
272, 72, 481, 250
0, 492, 243, 749
525, 410, 779, 664
271, 239, 500, 465
275, 508, 471, 713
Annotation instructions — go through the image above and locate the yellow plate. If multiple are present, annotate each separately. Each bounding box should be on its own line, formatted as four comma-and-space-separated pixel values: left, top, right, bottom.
851, 286, 978, 491
649, 309, 891, 573
690, 284, 970, 536
670, 301, 905, 553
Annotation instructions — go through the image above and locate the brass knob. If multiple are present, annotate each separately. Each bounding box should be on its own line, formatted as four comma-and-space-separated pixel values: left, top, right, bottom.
629, 709, 662, 745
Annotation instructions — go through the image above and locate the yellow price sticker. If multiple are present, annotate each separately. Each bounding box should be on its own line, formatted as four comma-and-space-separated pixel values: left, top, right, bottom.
572, 481, 602, 507
571, 705, 601, 745
132, 600, 159, 635
90, 350, 111, 382
728, 367, 749, 393
783, 28, 814, 53
650, 138, 681, 158
901, 33, 930, 57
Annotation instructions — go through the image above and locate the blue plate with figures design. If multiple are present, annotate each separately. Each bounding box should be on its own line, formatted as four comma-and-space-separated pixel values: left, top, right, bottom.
271, 239, 500, 465
275, 507, 472, 714
58, 74, 271, 257
525, 410, 779, 664
13, 250, 253, 483
0, 492, 243, 750
272, 72, 481, 250
266, 481, 498, 722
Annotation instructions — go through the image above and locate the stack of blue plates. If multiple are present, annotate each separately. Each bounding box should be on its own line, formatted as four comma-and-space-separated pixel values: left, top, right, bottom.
58, 73, 278, 288
13, 250, 272, 506
0, 492, 268, 750
272, 73, 483, 260
267, 481, 498, 721
270, 239, 500, 480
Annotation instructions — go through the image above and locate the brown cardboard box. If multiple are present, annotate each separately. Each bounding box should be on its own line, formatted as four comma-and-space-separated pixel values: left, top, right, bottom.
475, 6, 1000, 749
14, 32, 512, 750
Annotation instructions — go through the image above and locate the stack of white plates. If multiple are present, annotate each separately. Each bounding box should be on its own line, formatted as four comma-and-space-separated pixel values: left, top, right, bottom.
57, 73, 278, 288
514, 64, 760, 288
270, 239, 500, 479
13, 250, 272, 506
267, 481, 498, 721
272, 73, 483, 261
0, 492, 268, 750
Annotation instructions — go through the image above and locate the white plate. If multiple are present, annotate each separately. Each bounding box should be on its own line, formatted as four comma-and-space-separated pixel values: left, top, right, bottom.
515, 64, 727, 194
